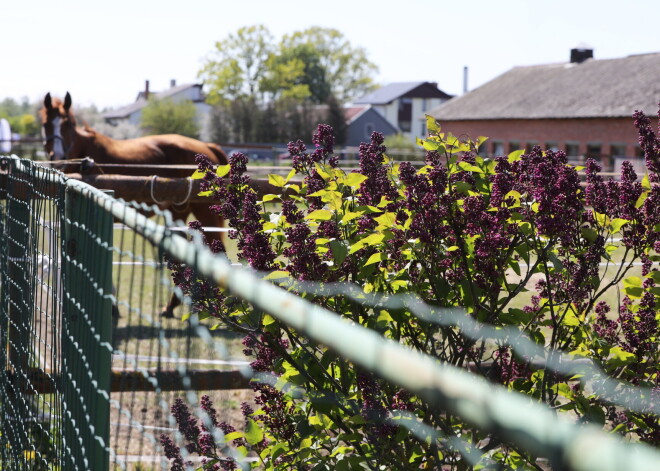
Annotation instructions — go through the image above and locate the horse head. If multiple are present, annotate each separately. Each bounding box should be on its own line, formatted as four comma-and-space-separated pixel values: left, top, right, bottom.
40, 92, 77, 160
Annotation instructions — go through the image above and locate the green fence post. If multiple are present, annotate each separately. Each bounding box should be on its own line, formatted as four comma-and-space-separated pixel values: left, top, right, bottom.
61, 185, 112, 471
1, 158, 34, 465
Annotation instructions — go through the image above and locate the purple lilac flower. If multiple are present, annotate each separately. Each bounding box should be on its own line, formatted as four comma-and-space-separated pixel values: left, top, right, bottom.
160, 434, 186, 471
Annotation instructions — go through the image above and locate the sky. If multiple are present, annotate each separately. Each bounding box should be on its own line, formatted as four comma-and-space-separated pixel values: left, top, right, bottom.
3, 0, 660, 110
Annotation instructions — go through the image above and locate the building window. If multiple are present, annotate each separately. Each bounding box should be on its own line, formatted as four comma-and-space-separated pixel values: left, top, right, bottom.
610, 144, 627, 157
365, 123, 375, 139
421, 98, 428, 112
508, 141, 520, 153
586, 143, 602, 160
492, 141, 504, 156
565, 142, 580, 158
525, 141, 539, 153
545, 142, 559, 152
398, 98, 412, 132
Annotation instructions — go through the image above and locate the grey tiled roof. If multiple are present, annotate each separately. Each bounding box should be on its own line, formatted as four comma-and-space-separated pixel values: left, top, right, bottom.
103, 83, 203, 119
430, 52, 660, 120
354, 82, 428, 104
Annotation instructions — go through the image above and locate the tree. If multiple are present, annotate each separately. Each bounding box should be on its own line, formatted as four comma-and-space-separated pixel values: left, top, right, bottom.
198, 25, 276, 105
280, 27, 379, 103
261, 42, 329, 103
199, 25, 379, 145
140, 98, 199, 138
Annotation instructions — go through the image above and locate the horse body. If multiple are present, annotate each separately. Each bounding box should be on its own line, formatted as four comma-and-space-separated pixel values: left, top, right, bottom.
75, 130, 225, 166
40, 92, 227, 316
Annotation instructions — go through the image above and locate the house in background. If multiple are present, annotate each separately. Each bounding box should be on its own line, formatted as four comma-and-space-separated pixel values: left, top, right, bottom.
343, 105, 399, 146
353, 82, 454, 143
429, 47, 660, 172
103, 80, 212, 138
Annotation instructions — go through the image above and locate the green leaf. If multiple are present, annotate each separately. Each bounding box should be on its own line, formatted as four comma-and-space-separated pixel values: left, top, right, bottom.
344, 172, 368, 188
608, 347, 636, 367
374, 212, 396, 227
330, 240, 349, 266
264, 270, 290, 280
581, 227, 598, 242
593, 211, 608, 226
214, 164, 230, 178
453, 181, 472, 193
610, 218, 628, 233
262, 194, 280, 202
223, 431, 244, 443
426, 115, 440, 133
245, 419, 264, 445
642, 173, 651, 190
364, 252, 387, 266
190, 169, 207, 180
341, 211, 362, 224
422, 140, 441, 151
284, 168, 297, 184
508, 259, 521, 276
349, 233, 384, 254
457, 161, 484, 173
623, 276, 643, 298
562, 311, 580, 327
507, 149, 525, 163
268, 173, 286, 187
306, 209, 333, 221
636, 191, 649, 208
262, 314, 276, 326
271, 442, 288, 462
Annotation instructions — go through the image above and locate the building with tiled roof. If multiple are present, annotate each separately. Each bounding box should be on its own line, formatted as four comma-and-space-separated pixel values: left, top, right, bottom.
354, 81, 453, 143
429, 47, 660, 171
103, 80, 212, 138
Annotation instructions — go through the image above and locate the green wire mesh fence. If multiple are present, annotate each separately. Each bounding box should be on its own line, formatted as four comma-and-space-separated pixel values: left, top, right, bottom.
0, 156, 659, 470
0, 157, 251, 470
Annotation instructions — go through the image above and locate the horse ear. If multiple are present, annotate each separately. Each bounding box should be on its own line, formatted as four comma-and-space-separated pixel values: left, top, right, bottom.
64, 92, 72, 111
44, 93, 53, 111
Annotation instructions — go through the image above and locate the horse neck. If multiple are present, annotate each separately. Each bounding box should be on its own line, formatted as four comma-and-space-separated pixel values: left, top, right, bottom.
71, 127, 113, 163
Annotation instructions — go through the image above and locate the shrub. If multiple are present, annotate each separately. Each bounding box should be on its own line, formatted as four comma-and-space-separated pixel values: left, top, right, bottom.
162, 115, 660, 469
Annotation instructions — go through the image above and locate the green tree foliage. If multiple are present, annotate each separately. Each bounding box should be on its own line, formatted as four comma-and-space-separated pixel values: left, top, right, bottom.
199, 25, 379, 145
0, 97, 41, 137
279, 27, 378, 103
199, 25, 276, 105
140, 98, 200, 138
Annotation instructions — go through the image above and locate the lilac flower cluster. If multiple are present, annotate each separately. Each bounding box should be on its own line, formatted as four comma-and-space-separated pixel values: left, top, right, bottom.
356, 372, 397, 442
634, 109, 660, 181
288, 123, 338, 174
357, 132, 399, 207
161, 396, 241, 471
618, 292, 658, 357
492, 346, 530, 384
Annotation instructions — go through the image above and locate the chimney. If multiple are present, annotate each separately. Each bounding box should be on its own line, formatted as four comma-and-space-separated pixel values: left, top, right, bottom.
570, 44, 593, 64
170, 79, 176, 88
144, 80, 150, 100
463, 66, 469, 94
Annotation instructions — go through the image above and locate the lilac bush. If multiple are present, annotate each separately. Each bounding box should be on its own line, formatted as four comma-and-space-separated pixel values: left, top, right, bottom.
162, 114, 660, 469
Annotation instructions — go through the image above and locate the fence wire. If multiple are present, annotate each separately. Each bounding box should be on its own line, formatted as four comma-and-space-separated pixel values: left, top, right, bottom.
0, 156, 659, 470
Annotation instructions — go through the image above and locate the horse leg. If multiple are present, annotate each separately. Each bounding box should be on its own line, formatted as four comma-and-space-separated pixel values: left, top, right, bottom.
161, 204, 225, 318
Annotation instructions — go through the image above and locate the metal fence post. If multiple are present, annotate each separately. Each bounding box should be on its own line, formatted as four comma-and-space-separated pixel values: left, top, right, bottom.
0, 158, 34, 465
61, 185, 112, 471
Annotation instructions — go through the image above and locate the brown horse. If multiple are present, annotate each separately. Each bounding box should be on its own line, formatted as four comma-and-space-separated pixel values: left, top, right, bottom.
40, 92, 227, 316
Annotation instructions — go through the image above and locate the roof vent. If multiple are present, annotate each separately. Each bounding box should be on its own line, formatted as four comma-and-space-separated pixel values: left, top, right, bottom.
570, 43, 593, 64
